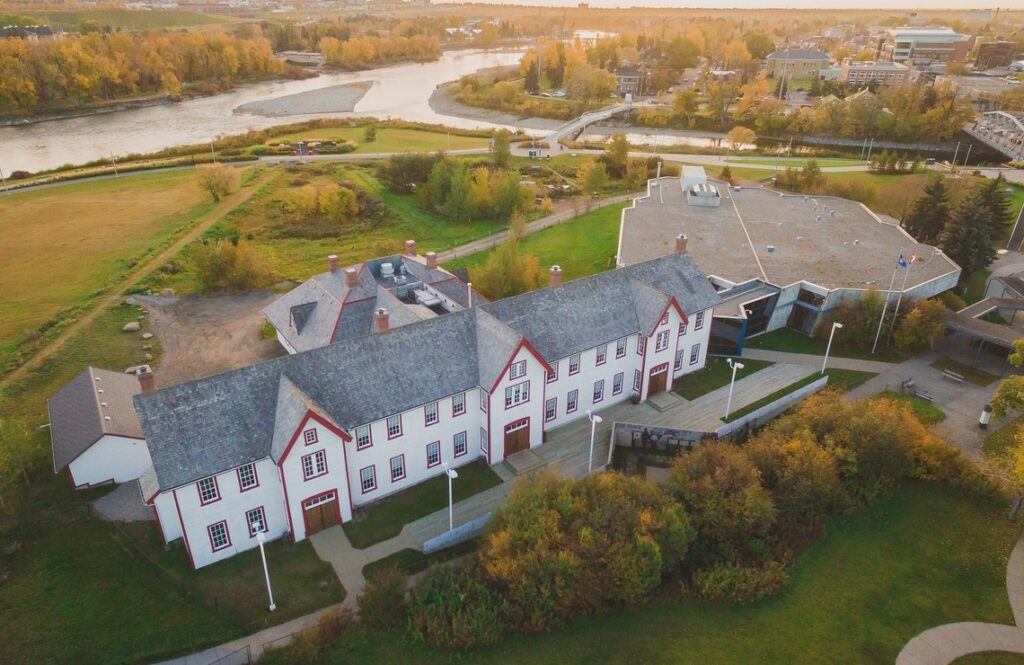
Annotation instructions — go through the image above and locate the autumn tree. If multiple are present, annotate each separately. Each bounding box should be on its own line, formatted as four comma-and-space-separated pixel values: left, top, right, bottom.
672, 87, 699, 127
902, 177, 951, 244
191, 239, 276, 293
625, 159, 649, 191
602, 133, 629, 179
893, 299, 950, 354
470, 215, 543, 300
743, 32, 775, 60
491, 129, 512, 169
196, 163, 238, 202
578, 160, 609, 196
725, 126, 756, 151
318, 183, 359, 223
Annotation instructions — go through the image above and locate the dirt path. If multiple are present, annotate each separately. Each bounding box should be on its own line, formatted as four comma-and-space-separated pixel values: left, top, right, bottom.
1, 169, 277, 388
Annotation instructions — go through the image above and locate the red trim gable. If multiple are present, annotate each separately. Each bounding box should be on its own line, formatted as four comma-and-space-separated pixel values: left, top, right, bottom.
277, 410, 352, 468
648, 297, 688, 337
489, 338, 554, 395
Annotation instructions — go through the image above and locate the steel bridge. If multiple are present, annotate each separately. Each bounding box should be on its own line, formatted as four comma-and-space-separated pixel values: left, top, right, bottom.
964, 111, 1024, 162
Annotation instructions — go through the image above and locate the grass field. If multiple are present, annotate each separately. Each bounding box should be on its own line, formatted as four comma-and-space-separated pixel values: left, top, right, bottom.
984, 415, 1024, 456
931, 357, 1000, 387
0, 169, 212, 362
727, 157, 863, 168
877, 390, 947, 424
745, 328, 905, 363
723, 369, 876, 422
445, 202, 628, 284
270, 127, 489, 154
261, 482, 1021, 665
673, 356, 774, 400
26, 8, 237, 30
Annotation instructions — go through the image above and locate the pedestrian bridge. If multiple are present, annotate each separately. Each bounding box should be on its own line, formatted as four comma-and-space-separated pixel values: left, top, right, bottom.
542, 100, 667, 150
964, 111, 1024, 162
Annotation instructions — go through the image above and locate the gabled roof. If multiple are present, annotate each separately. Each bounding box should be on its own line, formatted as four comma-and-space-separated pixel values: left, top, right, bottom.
49, 367, 143, 472
137, 253, 720, 492
289, 302, 317, 335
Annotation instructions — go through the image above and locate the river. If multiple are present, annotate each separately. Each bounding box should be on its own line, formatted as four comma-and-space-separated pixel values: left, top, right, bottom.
0, 49, 524, 174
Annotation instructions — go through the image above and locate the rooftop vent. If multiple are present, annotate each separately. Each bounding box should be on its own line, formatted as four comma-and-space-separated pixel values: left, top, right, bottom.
766, 245, 776, 252
380, 262, 395, 279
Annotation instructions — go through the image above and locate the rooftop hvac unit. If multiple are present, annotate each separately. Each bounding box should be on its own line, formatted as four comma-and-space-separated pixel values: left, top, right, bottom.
380, 262, 394, 278
766, 245, 776, 252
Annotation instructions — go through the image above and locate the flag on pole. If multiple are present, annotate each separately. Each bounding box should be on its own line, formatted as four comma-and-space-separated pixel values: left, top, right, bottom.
898, 254, 908, 268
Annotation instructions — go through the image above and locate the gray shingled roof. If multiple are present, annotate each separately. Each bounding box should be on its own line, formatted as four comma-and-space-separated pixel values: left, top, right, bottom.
49, 367, 143, 472
767, 49, 830, 60
137, 253, 720, 492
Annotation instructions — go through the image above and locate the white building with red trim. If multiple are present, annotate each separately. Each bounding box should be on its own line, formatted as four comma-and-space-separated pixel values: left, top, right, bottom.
129, 246, 718, 569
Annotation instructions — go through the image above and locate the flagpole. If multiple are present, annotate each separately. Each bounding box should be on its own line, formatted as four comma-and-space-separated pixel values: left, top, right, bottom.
872, 250, 903, 355
890, 255, 913, 331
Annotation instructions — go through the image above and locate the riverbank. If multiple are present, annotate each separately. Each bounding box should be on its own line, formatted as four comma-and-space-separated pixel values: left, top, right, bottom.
234, 82, 372, 117
428, 80, 560, 133
0, 94, 176, 128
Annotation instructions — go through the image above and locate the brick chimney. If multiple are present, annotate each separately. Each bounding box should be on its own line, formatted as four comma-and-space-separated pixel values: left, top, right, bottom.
138, 369, 156, 396
373, 307, 390, 334
425, 251, 438, 270
675, 234, 688, 254
549, 265, 563, 288
344, 268, 358, 288
405, 239, 417, 256
328, 254, 339, 272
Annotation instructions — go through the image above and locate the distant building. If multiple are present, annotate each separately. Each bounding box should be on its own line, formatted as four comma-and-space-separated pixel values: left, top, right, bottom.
839, 59, 914, 86
975, 41, 1019, 69
615, 67, 641, 95
882, 27, 971, 63
765, 49, 831, 79
0, 24, 53, 41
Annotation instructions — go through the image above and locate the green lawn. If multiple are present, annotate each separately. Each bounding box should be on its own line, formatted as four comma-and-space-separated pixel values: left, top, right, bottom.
261, 482, 1022, 665
361, 538, 480, 579
444, 202, 628, 284
931, 357, 1001, 387
342, 461, 503, 549
963, 269, 994, 305
984, 415, 1024, 456
877, 390, 947, 424
954, 652, 1024, 664
269, 127, 489, 155
673, 356, 774, 400
745, 328, 906, 364
727, 157, 863, 168
723, 369, 876, 423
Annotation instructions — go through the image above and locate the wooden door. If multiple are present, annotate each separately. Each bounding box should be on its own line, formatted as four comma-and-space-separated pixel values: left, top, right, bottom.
648, 368, 668, 396
303, 493, 339, 536
504, 420, 531, 458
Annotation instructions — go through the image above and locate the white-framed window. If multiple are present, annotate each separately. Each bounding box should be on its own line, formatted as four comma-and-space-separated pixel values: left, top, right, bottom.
390, 455, 406, 482
633, 369, 642, 392
545, 397, 557, 422
616, 337, 627, 358
510, 360, 527, 380
593, 380, 605, 403
426, 441, 441, 467
302, 449, 328, 480
246, 507, 267, 537
303, 428, 318, 445
689, 343, 701, 366
386, 415, 402, 439
695, 312, 705, 330
674, 349, 684, 371
567, 389, 579, 414
504, 381, 530, 408
360, 466, 377, 493
480, 427, 489, 455
596, 344, 607, 365
238, 463, 258, 491
454, 431, 467, 457
613, 372, 624, 395
655, 330, 670, 352
637, 336, 646, 356
679, 321, 687, 336
208, 521, 230, 551
480, 390, 488, 413
198, 476, 219, 505
355, 425, 371, 450
453, 392, 466, 416
569, 353, 581, 375
547, 360, 558, 383
424, 401, 439, 426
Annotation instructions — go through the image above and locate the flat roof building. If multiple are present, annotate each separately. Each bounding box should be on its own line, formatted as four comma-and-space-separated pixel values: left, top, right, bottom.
765, 49, 831, 80
839, 59, 914, 86
883, 27, 971, 64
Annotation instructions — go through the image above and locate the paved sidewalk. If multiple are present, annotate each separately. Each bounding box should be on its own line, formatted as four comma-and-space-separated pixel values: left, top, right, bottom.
741, 348, 894, 374
897, 533, 1024, 664
93, 483, 153, 522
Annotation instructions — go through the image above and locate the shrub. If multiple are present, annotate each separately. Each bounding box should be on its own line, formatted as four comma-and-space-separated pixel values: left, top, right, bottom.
190, 239, 276, 293
358, 565, 407, 631
692, 559, 790, 604
408, 565, 510, 648
268, 608, 353, 665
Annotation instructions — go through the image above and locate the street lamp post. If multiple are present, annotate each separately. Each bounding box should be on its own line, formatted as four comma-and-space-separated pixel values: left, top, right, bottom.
586, 410, 603, 474
724, 358, 744, 420
822, 322, 844, 374
443, 463, 459, 531
254, 529, 276, 612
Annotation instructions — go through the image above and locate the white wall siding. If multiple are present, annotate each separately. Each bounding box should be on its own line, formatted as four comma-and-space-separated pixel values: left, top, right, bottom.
69, 435, 152, 487
544, 334, 641, 431
489, 345, 546, 459
281, 420, 353, 542
152, 491, 181, 542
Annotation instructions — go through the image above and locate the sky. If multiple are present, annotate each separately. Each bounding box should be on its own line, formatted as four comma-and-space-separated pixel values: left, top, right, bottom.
436, 1, 1009, 9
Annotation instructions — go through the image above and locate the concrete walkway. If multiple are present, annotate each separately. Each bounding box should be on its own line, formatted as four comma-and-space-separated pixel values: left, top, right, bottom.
897, 532, 1024, 665
92, 482, 153, 522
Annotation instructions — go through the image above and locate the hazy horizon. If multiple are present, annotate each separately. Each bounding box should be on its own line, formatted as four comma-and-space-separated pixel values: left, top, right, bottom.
436, 0, 1013, 10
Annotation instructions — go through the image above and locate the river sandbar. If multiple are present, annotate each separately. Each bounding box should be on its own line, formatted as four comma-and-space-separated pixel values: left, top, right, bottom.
234, 82, 372, 117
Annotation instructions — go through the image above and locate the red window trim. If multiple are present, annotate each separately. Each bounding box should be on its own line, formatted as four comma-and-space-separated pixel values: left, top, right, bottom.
545, 397, 557, 422
655, 330, 670, 352
567, 389, 579, 414
509, 359, 527, 380
207, 520, 231, 552
504, 418, 529, 433
480, 427, 489, 455
246, 506, 267, 538
301, 450, 328, 481
390, 454, 407, 482
386, 414, 403, 440
354, 425, 373, 450
453, 431, 468, 457
303, 428, 318, 446
504, 380, 530, 411
637, 336, 646, 356
426, 441, 441, 468
595, 344, 607, 366
424, 401, 439, 428
695, 311, 705, 330
236, 463, 260, 493
616, 337, 627, 358
452, 392, 467, 417
480, 391, 488, 413
197, 475, 221, 506
593, 379, 605, 404
547, 360, 558, 383
568, 353, 581, 376
612, 372, 624, 396
359, 465, 377, 494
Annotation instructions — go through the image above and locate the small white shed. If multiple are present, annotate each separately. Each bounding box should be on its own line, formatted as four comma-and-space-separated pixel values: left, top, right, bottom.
682, 165, 708, 190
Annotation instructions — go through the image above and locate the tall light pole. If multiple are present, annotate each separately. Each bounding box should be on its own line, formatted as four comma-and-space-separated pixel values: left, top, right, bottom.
443, 463, 458, 531
822, 322, 843, 374
586, 410, 603, 474
724, 358, 744, 420
254, 527, 276, 612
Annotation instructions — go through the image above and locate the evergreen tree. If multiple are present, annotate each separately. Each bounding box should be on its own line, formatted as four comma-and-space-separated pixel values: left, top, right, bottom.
941, 200, 997, 277
902, 177, 951, 244
975, 175, 1015, 239
524, 60, 540, 95
443, 161, 472, 223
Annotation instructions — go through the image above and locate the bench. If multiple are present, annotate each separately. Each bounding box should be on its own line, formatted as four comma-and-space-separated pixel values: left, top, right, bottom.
913, 390, 935, 403
942, 370, 965, 384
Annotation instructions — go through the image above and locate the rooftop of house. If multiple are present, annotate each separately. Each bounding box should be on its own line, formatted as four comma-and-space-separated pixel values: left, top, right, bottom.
135, 252, 720, 493
48, 367, 143, 472
618, 177, 959, 292
844, 59, 910, 71
766, 49, 830, 61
